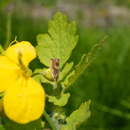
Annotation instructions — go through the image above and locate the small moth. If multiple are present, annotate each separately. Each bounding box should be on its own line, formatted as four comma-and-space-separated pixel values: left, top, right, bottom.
51, 58, 60, 81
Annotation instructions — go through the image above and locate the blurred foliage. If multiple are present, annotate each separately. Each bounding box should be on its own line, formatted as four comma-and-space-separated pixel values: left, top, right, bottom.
22, 0, 58, 7
64, 0, 130, 7
1, 0, 130, 8
0, 0, 57, 8
39, 0, 129, 7
68, 27, 130, 129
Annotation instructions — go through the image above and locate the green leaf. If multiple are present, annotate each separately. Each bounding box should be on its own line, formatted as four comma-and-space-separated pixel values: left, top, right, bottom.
61, 70, 75, 88
61, 100, 91, 130
59, 62, 73, 81
32, 69, 54, 85
37, 12, 78, 68
2, 117, 43, 130
48, 93, 70, 106
61, 54, 90, 88
62, 36, 108, 88
66, 100, 91, 125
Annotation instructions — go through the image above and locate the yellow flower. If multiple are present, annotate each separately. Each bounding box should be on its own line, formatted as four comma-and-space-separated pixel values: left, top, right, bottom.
0, 41, 45, 124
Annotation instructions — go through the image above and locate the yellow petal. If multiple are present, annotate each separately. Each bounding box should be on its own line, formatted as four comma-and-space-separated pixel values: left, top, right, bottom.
0, 56, 20, 92
3, 77, 45, 124
4, 41, 36, 67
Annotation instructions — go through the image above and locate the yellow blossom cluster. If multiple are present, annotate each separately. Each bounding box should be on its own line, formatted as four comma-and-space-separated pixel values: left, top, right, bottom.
0, 41, 45, 124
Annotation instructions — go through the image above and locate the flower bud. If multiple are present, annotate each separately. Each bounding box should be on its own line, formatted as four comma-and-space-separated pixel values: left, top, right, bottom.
42, 68, 54, 81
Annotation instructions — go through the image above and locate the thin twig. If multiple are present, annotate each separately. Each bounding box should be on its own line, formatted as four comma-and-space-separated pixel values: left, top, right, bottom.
5, 12, 12, 49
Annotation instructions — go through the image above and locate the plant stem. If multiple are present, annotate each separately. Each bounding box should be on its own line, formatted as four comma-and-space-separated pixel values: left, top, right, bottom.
5, 11, 12, 49
44, 110, 57, 130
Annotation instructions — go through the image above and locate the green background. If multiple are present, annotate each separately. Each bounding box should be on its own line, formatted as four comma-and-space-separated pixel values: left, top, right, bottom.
0, 0, 130, 129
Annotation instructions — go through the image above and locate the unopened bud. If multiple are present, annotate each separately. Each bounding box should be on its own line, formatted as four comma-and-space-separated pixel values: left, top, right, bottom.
42, 68, 54, 81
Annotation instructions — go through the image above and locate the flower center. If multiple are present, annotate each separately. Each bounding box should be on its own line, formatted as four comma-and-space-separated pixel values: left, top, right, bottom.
21, 66, 32, 78
18, 52, 32, 78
